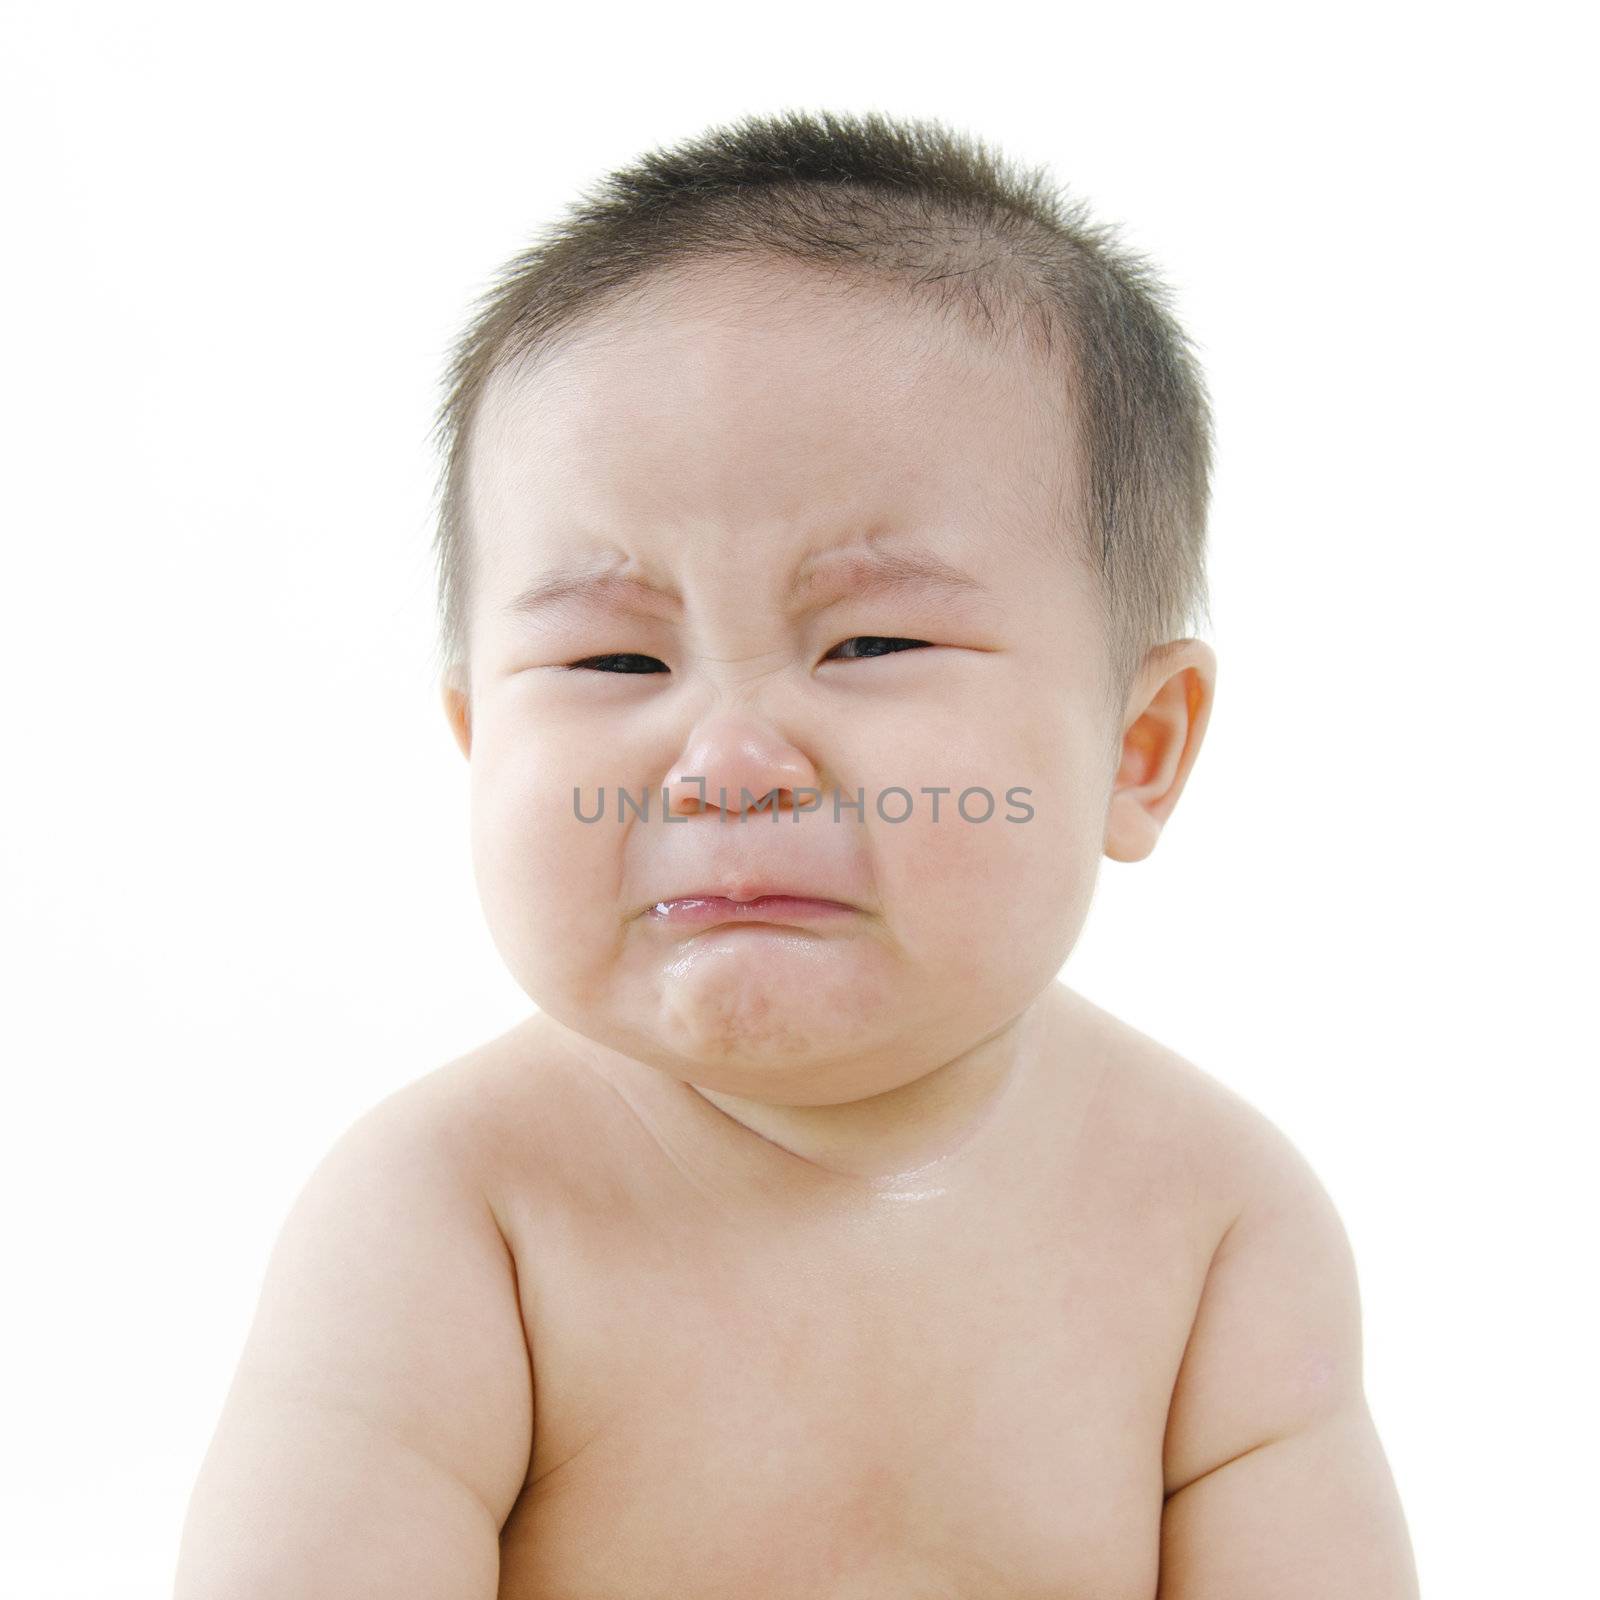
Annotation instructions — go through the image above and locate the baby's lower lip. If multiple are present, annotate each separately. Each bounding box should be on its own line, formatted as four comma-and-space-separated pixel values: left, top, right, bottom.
647, 895, 857, 926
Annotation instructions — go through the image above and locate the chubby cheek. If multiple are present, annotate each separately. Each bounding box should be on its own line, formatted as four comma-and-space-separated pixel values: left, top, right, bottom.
468, 727, 626, 1009
873, 732, 1102, 1000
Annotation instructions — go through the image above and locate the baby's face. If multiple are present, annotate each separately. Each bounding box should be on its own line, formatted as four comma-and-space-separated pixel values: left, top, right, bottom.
448, 262, 1121, 1106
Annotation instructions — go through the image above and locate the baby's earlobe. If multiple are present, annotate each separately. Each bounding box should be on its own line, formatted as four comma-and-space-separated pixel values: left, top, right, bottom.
441, 676, 472, 760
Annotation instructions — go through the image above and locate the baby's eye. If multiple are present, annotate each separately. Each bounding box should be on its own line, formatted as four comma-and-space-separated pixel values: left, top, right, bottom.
563, 639, 934, 672
565, 653, 669, 674
824, 636, 935, 661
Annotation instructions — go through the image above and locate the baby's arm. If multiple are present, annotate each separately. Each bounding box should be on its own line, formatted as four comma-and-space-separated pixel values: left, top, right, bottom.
1157, 1112, 1420, 1598
173, 1081, 533, 1598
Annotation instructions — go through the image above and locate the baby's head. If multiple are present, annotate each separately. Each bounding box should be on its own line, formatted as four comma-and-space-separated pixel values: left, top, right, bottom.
431, 109, 1215, 1110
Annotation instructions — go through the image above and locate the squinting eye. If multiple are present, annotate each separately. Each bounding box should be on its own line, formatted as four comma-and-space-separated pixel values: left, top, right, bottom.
825, 636, 934, 661
561, 638, 936, 673
565, 653, 669, 674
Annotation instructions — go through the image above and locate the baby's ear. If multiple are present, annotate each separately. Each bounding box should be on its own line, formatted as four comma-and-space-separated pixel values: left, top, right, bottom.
440, 662, 472, 760
1103, 639, 1216, 863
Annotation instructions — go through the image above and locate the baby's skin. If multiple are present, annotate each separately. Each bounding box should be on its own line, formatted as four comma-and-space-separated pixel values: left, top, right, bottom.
438, 983, 1352, 1597
174, 257, 1418, 1596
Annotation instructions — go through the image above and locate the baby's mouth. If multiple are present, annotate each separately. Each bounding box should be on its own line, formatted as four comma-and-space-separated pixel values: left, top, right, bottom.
646, 894, 858, 928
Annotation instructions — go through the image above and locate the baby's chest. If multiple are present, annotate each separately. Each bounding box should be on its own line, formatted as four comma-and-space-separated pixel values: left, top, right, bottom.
496, 1201, 1192, 1599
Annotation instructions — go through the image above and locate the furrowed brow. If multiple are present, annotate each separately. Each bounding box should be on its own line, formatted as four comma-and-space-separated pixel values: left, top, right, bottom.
501, 544, 995, 623
790, 547, 994, 609
502, 560, 680, 622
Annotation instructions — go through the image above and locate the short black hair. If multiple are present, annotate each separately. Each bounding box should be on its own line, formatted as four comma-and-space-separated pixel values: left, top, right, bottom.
428, 107, 1214, 716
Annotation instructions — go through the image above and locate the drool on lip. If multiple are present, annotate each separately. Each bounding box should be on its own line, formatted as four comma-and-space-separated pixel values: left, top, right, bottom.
647, 895, 857, 926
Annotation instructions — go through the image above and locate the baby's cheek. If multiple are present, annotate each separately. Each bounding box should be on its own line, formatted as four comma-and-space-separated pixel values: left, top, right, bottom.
469, 739, 621, 998
881, 723, 1100, 978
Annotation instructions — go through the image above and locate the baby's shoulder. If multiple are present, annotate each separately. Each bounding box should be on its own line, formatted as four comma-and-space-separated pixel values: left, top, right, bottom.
367, 1013, 631, 1230
1063, 1001, 1373, 1500
1057, 987, 1317, 1231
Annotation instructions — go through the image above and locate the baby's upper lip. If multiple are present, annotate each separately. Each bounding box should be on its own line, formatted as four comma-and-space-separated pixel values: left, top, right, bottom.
653, 880, 858, 909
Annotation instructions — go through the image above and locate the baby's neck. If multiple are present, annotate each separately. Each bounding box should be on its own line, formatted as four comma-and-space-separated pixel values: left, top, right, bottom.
689, 1007, 1040, 1185
569, 984, 1079, 1201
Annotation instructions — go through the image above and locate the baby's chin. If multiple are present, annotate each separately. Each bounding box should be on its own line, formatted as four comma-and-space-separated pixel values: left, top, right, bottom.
600, 931, 958, 1102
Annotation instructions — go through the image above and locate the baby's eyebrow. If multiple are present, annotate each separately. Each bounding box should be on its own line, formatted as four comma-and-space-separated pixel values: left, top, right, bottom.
797, 547, 995, 609
502, 545, 996, 622
502, 559, 678, 621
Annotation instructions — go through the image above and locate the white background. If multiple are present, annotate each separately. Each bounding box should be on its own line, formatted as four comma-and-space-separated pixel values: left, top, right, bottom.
2, 2, 1593, 1593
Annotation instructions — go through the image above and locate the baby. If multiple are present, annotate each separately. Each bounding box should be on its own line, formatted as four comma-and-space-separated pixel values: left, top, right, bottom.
175, 109, 1419, 1598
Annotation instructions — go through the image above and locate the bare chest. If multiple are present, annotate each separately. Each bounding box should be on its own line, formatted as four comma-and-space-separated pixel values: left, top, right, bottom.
494, 1166, 1201, 1599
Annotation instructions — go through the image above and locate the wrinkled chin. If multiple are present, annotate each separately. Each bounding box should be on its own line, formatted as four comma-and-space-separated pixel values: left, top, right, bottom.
621, 932, 911, 1099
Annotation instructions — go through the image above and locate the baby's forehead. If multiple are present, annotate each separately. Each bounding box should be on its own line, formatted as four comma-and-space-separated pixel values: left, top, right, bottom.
459, 261, 1078, 614
470, 403, 1067, 606
477, 292, 1067, 542
486, 257, 1060, 432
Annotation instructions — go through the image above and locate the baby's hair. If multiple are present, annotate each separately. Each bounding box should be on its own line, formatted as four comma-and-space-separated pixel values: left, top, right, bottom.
428, 107, 1213, 725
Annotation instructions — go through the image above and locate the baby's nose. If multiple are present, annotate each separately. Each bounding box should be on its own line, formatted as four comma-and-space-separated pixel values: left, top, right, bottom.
663, 716, 821, 818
